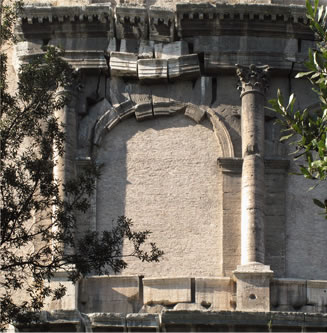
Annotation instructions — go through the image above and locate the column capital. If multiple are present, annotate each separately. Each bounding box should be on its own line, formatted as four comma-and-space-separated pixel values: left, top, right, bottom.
236, 64, 269, 97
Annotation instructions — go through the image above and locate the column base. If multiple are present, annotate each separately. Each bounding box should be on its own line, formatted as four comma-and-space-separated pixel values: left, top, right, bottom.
233, 262, 273, 312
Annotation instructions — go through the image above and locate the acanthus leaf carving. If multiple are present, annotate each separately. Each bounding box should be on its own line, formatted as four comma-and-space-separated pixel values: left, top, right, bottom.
236, 64, 269, 97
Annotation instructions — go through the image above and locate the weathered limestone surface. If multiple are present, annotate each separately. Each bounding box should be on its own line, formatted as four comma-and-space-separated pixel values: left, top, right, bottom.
237, 64, 268, 265
306, 280, 327, 313
217, 158, 242, 276
168, 54, 201, 80
143, 278, 191, 305
195, 278, 234, 311
149, 8, 175, 42
109, 52, 138, 77
270, 278, 307, 312
138, 58, 168, 80
44, 271, 78, 311
78, 276, 140, 313
264, 160, 289, 277
8, 0, 327, 326
96, 114, 222, 277
233, 263, 273, 312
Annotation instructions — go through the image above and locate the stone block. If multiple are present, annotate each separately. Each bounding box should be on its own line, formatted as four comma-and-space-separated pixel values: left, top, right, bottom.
15, 40, 43, 58
173, 303, 206, 311
149, 8, 175, 42
303, 312, 327, 328
143, 277, 191, 305
168, 54, 201, 81
306, 280, 327, 313
88, 313, 126, 329
195, 277, 233, 310
109, 77, 131, 106
106, 37, 117, 52
44, 270, 78, 311
115, 99, 136, 120
138, 58, 168, 80
93, 108, 119, 145
126, 313, 160, 328
184, 104, 206, 123
119, 39, 139, 54
128, 84, 153, 120
156, 41, 189, 59
138, 40, 154, 59
152, 94, 185, 117
78, 275, 140, 313
139, 304, 167, 313
13, 40, 44, 72
110, 52, 138, 77
270, 278, 307, 311
233, 263, 273, 312
134, 103, 153, 120
78, 98, 112, 153
50, 37, 108, 52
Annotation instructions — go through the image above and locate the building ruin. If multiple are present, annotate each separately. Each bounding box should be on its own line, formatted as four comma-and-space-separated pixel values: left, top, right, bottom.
10, 0, 327, 331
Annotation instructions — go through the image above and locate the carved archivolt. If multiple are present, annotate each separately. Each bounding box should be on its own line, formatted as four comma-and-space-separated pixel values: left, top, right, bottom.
78, 97, 235, 159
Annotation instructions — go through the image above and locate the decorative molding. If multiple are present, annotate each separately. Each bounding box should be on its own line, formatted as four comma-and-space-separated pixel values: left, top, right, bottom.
236, 64, 269, 97
19, 4, 113, 25
115, 6, 148, 40
149, 8, 175, 42
16, 4, 313, 73
18, 4, 312, 41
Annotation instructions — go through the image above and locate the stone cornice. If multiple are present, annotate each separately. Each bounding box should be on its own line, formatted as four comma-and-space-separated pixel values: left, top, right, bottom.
18, 3, 312, 40
19, 4, 113, 24
15, 3, 314, 74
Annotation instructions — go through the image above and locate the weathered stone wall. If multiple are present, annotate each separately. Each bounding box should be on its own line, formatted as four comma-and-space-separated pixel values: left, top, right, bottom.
96, 114, 223, 277
9, 1, 327, 317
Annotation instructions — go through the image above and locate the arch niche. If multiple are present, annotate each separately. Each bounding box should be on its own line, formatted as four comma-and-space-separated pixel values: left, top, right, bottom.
88, 103, 234, 277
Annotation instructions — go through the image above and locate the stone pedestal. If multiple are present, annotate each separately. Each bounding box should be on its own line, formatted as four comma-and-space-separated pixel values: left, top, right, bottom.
233, 262, 273, 312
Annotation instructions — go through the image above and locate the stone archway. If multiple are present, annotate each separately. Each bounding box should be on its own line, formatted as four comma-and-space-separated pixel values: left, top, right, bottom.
77, 99, 235, 277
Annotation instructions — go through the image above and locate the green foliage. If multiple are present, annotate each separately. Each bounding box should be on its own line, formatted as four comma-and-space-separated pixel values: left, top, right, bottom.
0, 2, 163, 329
269, 0, 327, 218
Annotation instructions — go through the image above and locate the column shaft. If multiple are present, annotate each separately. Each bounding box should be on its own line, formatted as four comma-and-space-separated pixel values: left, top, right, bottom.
237, 64, 268, 265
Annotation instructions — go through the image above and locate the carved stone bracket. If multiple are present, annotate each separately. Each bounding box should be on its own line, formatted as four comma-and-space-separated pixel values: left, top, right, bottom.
236, 64, 269, 97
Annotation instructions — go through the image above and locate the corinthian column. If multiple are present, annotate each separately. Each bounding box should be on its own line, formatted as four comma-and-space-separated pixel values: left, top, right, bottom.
236, 64, 269, 265
233, 64, 273, 313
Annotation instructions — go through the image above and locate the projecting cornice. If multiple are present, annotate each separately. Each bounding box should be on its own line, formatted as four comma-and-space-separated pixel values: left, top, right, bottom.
15, 3, 314, 75
18, 3, 311, 40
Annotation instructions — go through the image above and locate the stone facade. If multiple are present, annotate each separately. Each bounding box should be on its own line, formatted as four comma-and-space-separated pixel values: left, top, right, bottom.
8, 0, 327, 331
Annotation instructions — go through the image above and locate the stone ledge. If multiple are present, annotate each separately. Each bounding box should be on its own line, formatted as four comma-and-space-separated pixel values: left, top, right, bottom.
13, 309, 327, 331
